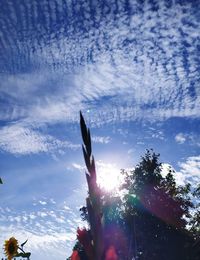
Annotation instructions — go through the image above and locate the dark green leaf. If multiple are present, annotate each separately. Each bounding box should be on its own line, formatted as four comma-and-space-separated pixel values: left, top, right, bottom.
21, 239, 28, 248
80, 111, 88, 146
15, 252, 31, 257
87, 128, 92, 157
90, 156, 96, 181
82, 145, 90, 173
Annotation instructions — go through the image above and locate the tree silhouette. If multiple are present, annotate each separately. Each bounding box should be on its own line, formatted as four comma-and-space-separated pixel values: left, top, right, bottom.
189, 184, 200, 240
68, 113, 199, 260
120, 150, 195, 259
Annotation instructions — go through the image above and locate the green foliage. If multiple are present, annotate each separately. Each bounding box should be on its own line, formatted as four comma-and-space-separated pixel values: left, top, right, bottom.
15, 252, 31, 258
73, 241, 88, 259
188, 184, 200, 239
121, 150, 193, 224
119, 149, 196, 259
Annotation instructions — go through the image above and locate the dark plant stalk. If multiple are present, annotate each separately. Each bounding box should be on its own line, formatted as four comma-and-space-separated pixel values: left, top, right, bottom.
80, 111, 104, 260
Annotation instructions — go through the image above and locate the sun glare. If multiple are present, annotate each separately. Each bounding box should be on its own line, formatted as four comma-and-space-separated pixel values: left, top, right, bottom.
96, 161, 123, 192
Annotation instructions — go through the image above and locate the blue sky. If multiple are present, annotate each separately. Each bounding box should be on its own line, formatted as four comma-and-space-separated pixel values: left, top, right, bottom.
0, 0, 200, 259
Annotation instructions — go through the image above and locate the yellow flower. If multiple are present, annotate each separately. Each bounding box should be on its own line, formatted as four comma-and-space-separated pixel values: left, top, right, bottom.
4, 237, 19, 260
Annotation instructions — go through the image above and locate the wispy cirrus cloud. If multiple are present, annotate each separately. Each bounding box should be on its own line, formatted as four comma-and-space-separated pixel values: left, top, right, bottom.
0, 124, 80, 155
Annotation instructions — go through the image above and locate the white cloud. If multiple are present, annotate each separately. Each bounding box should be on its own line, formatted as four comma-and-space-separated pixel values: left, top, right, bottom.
0, 73, 47, 100
0, 125, 49, 154
151, 131, 165, 140
178, 156, 200, 178
173, 156, 200, 186
92, 135, 111, 144
161, 160, 200, 187
72, 163, 85, 171
38, 200, 47, 206
0, 226, 72, 260
0, 124, 80, 155
0, 202, 83, 260
175, 133, 200, 146
0, 0, 199, 127
175, 133, 187, 144
50, 198, 56, 204
38, 212, 48, 218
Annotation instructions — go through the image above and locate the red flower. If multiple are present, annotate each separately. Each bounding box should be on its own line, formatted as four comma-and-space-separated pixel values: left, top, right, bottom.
105, 245, 118, 260
77, 228, 94, 260
71, 250, 80, 260
77, 228, 88, 245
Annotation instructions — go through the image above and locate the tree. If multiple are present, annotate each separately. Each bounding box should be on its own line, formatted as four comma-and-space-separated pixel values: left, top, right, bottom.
188, 184, 200, 239
120, 150, 194, 260
68, 114, 198, 259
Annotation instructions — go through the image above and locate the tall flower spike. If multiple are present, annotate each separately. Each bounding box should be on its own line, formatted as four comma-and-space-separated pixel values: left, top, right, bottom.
80, 111, 96, 181
80, 111, 104, 260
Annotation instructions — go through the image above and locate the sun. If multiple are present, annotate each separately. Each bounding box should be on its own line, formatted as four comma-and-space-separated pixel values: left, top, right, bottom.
96, 161, 123, 192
